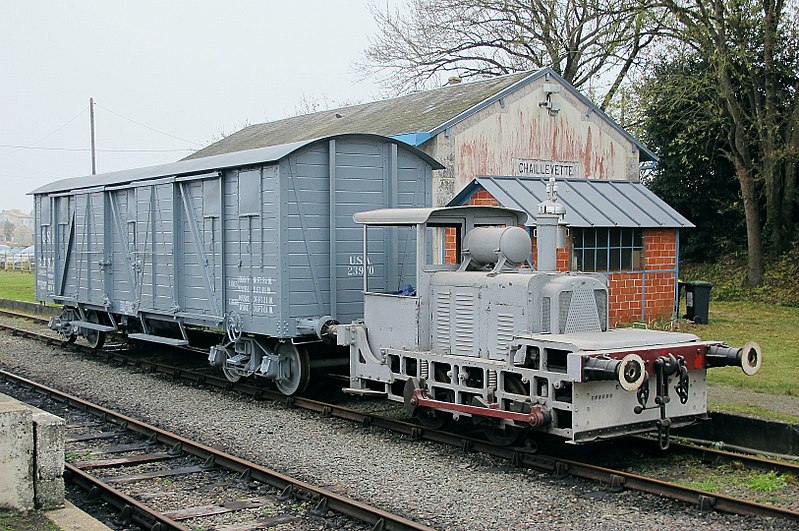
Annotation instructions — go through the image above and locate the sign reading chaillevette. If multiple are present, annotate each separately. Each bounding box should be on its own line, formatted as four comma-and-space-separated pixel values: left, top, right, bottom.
512, 158, 580, 178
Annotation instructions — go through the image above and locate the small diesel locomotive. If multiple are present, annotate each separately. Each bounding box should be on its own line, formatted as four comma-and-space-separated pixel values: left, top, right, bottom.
333, 182, 761, 448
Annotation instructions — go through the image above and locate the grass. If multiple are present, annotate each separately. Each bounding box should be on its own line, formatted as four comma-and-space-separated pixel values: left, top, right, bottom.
0, 510, 61, 531
745, 471, 789, 492
0, 270, 36, 302
675, 301, 799, 396
707, 401, 799, 424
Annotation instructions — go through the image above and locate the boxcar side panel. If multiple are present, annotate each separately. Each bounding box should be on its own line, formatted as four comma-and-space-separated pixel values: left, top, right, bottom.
107, 188, 138, 315
136, 183, 176, 314
223, 165, 283, 336
34, 195, 54, 301
281, 138, 433, 331
60, 192, 104, 306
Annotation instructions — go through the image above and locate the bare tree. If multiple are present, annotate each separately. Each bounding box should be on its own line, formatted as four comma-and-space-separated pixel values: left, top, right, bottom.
362, 0, 664, 109
660, 0, 799, 285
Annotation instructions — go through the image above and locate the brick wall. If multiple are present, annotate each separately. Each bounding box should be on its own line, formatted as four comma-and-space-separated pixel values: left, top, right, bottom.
608, 229, 678, 325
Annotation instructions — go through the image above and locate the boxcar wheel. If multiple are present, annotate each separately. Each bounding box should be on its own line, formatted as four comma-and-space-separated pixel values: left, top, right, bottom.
275, 344, 310, 396
84, 310, 106, 350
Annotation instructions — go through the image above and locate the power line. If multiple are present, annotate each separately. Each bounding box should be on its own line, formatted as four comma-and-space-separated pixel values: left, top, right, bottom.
94, 102, 202, 146
0, 107, 88, 160
0, 144, 195, 153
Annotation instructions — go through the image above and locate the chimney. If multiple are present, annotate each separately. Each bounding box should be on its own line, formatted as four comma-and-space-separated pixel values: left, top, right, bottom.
536, 177, 566, 272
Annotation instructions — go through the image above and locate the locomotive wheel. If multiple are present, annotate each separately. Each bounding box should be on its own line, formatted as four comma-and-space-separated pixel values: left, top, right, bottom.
275, 344, 310, 396
480, 376, 528, 446
482, 423, 526, 447
416, 408, 450, 430
84, 311, 106, 350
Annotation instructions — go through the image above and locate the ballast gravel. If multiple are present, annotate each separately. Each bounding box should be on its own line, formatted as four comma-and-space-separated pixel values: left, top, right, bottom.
0, 329, 793, 531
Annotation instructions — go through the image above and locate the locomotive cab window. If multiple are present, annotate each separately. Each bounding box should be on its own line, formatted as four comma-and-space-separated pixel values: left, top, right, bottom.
428, 223, 463, 268
362, 224, 421, 296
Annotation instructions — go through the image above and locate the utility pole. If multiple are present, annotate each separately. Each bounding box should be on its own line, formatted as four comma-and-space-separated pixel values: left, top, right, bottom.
89, 97, 97, 175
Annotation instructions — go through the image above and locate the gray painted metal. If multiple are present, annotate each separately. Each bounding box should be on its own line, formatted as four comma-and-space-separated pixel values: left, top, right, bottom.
354, 205, 527, 226
33, 134, 437, 339
449, 176, 694, 228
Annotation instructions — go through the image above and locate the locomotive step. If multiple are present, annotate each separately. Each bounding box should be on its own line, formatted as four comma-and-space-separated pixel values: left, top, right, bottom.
127, 333, 189, 346
70, 320, 117, 333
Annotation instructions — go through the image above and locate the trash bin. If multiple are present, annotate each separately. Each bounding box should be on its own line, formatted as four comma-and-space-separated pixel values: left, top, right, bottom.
682, 280, 713, 324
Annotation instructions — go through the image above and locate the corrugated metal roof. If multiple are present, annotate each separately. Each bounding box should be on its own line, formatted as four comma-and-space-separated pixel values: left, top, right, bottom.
449, 176, 694, 228
185, 68, 656, 162
30, 134, 444, 195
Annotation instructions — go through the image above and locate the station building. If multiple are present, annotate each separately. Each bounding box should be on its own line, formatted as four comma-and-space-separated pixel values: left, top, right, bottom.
191, 68, 691, 324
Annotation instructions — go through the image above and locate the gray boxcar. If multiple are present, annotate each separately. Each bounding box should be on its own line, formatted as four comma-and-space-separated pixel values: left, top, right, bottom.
33, 134, 442, 393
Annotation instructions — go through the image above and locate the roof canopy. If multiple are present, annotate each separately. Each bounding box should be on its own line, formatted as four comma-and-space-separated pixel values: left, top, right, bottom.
31, 134, 443, 196
449, 177, 693, 229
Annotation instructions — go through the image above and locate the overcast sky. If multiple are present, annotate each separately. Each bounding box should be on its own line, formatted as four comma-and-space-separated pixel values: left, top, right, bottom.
0, 1, 400, 213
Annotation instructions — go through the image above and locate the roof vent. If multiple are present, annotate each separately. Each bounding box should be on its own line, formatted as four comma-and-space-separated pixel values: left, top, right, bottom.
447, 76, 462, 85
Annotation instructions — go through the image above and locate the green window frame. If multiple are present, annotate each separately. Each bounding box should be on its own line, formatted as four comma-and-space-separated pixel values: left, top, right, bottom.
571, 227, 644, 272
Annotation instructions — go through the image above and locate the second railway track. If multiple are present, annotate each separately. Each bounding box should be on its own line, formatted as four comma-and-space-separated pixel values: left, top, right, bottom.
0, 368, 431, 531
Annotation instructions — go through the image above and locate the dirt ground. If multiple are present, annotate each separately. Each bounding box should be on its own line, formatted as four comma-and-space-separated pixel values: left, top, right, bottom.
709, 383, 799, 423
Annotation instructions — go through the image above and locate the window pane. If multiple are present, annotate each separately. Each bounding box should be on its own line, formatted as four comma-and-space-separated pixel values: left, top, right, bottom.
596, 228, 608, 248
633, 229, 643, 247
622, 249, 632, 270
584, 249, 596, 271
623, 228, 633, 247
572, 229, 583, 249
610, 229, 621, 247
596, 249, 608, 271
610, 248, 621, 270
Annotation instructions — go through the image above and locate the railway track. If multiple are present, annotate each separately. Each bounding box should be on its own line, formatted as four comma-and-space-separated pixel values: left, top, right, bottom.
0, 368, 432, 531
1, 315, 798, 524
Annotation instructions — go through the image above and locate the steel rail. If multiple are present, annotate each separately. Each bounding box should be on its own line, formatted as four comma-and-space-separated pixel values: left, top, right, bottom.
2, 321, 798, 522
0, 369, 432, 531
65, 463, 191, 531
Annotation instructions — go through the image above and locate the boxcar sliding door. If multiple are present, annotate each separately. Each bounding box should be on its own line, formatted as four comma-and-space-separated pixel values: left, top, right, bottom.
175, 174, 224, 321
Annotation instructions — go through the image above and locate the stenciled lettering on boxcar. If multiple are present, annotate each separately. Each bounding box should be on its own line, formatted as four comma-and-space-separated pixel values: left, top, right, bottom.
347, 255, 375, 277
227, 275, 277, 314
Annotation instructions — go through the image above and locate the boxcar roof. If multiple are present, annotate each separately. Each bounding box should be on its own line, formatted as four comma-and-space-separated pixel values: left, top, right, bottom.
354, 206, 528, 227
30, 133, 444, 195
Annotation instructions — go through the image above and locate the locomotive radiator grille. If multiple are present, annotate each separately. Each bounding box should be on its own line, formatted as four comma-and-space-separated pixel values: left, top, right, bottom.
542, 297, 551, 333
563, 288, 602, 333
496, 312, 515, 351
433, 291, 451, 352
558, 292, 572, 332
454, 293, 475, 354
